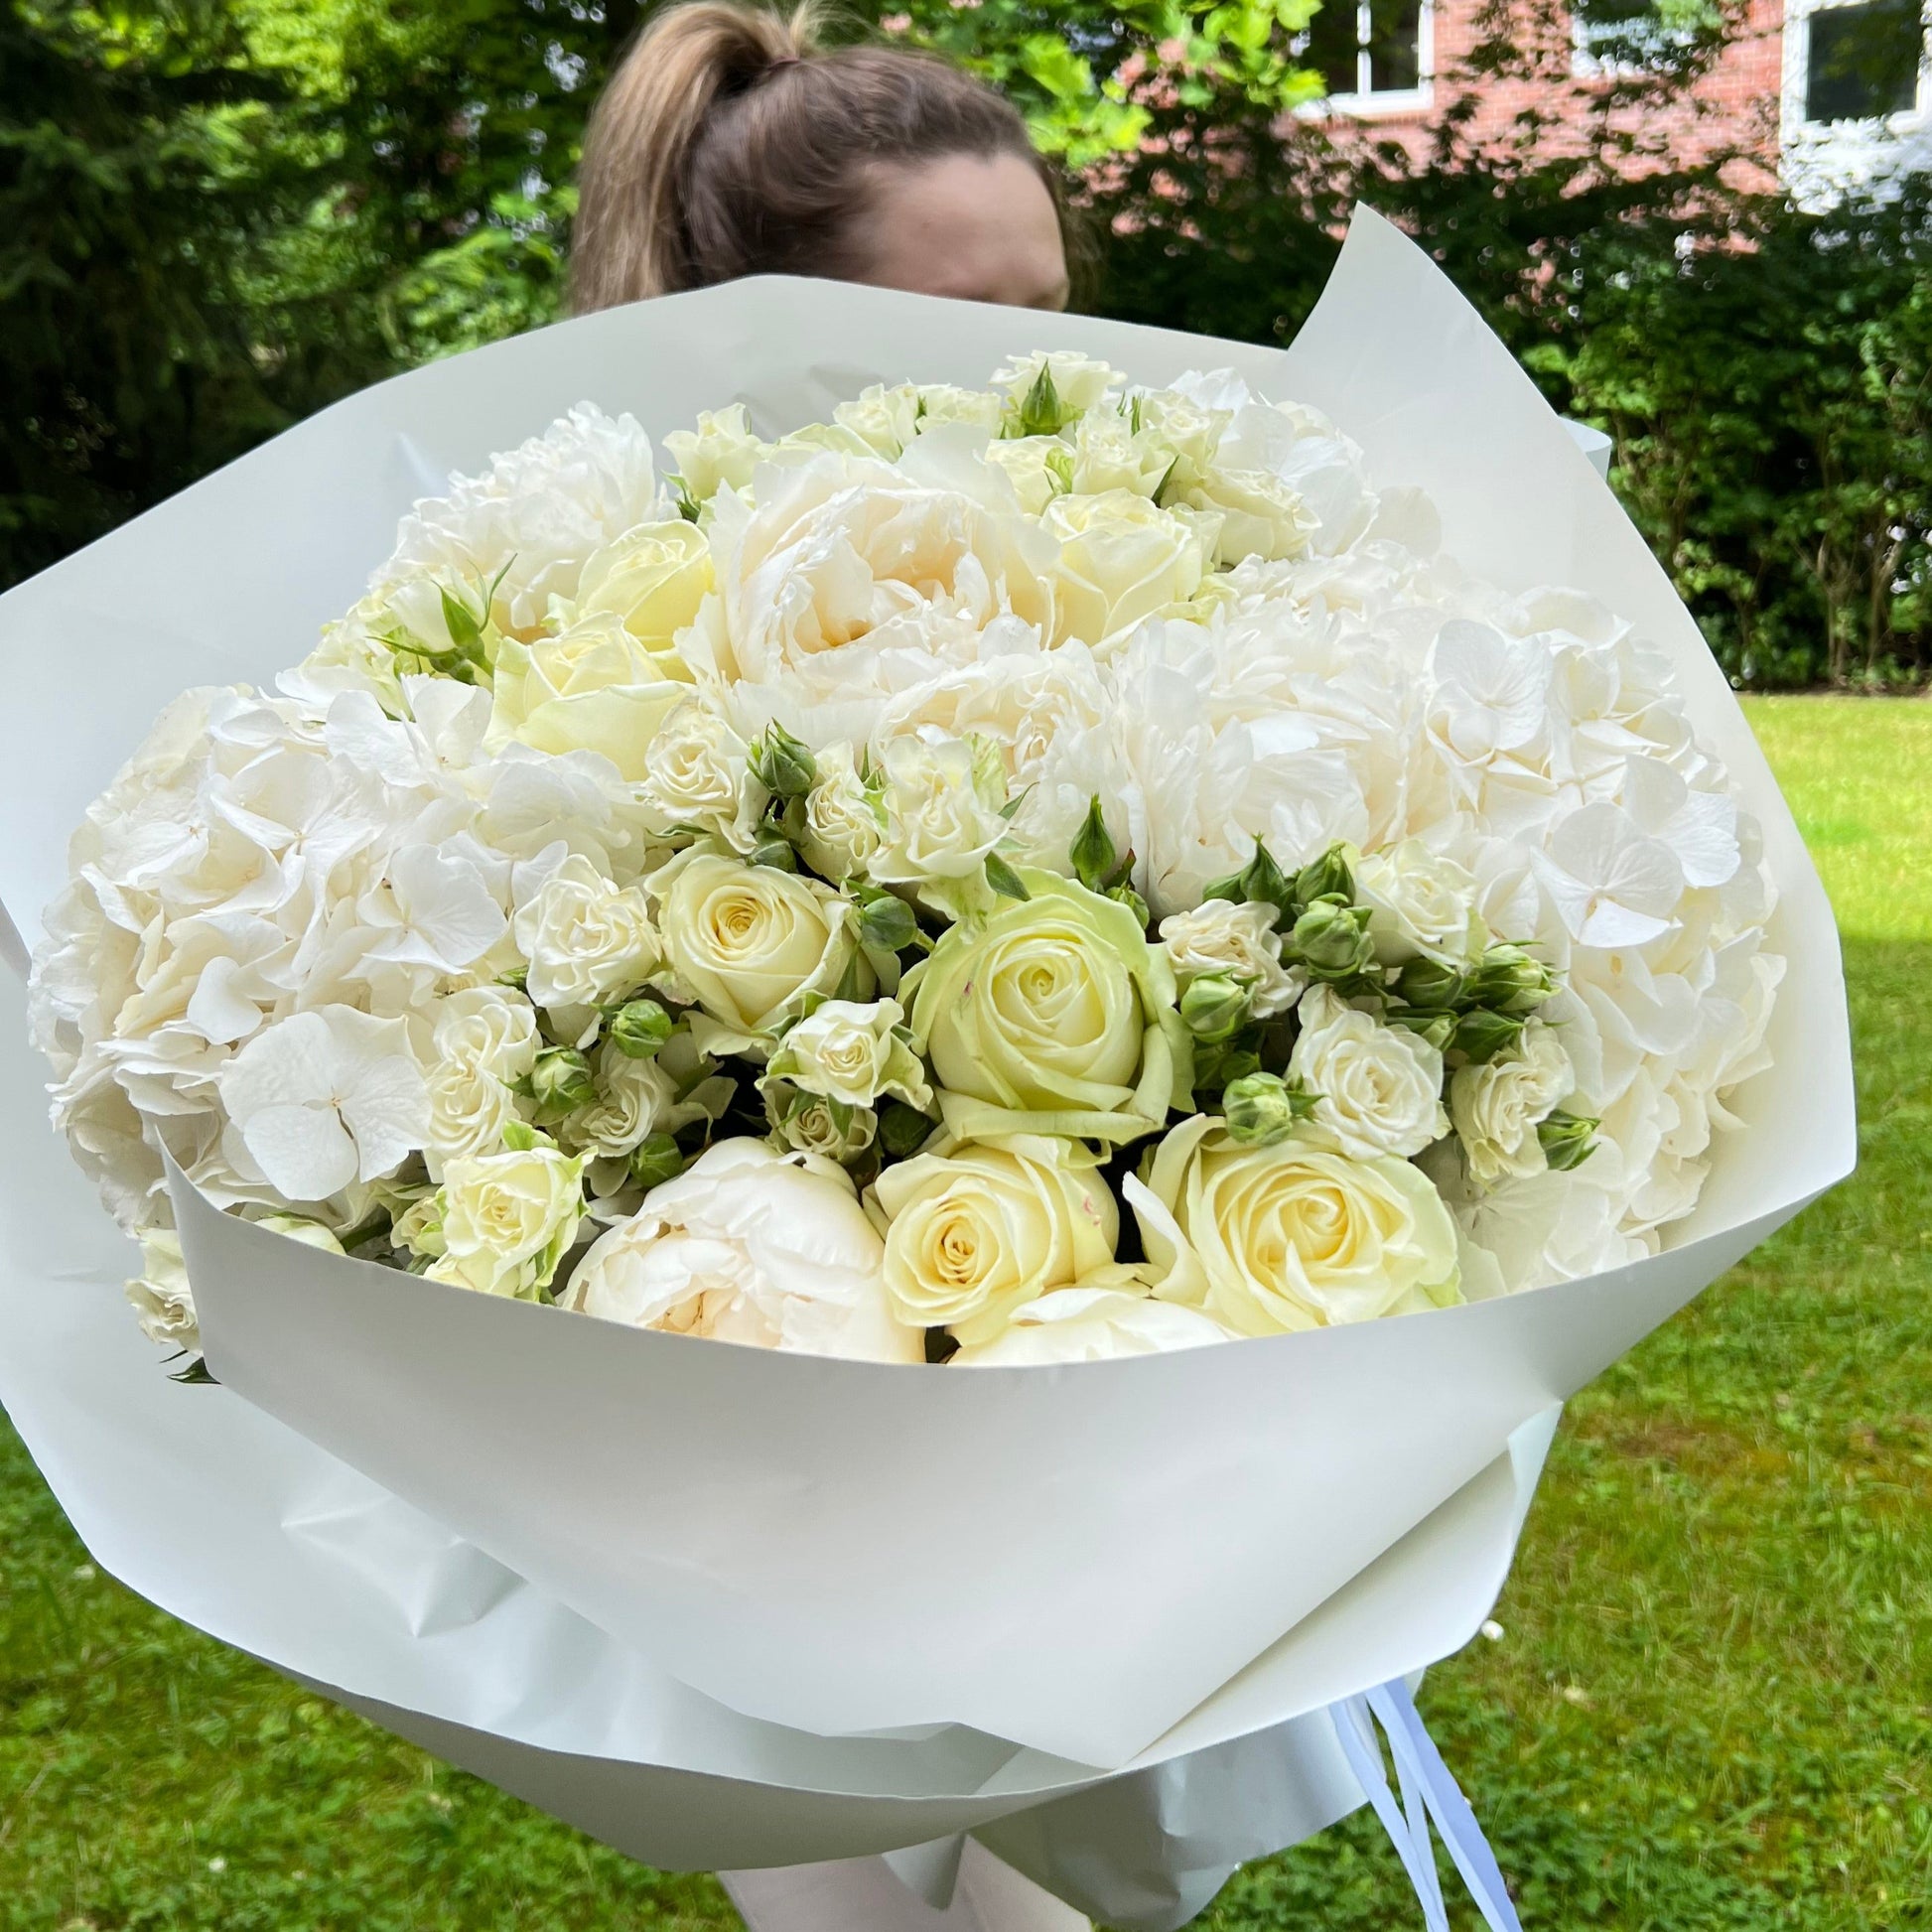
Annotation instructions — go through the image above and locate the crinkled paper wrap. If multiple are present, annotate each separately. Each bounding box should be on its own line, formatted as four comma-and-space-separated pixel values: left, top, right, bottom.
0, 208, 1852, 1910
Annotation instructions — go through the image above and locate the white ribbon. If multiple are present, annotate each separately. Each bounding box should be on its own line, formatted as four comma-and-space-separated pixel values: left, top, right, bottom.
1330, 1679, 1523, 1932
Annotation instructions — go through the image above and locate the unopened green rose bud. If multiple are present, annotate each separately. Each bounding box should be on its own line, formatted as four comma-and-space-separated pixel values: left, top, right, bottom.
1192, 1040, 1262, 1092
748, 722, 816, 800
628, 1132, 686, 1190
1108, 882, 1151, 928
1290, 896, 1376, 979
1180, 972, 1251, 1043
1450, 1009, 1525, 1063
1387, 1007, 1458, 1052
1221, 1071, 1316, 1147
859, 892, 920, 956
1013, 364, 1069, 439
529, 1045, 596, 1115
750, 829, 799, 872
1202, 840, 1294, 920
1467, 943, 1558, 1014
1395, 955, 1468, 1010
608, 998, 674, 1059
878, 1098, 939, 1161
1537, 1111, 1599, 1173
1069, 794, 1118, 893
1293, 843, 1355, 909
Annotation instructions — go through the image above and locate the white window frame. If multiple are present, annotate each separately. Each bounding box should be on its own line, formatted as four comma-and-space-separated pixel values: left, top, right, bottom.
1568, 0, 1703, 77
1782, 0, 1932, 145
1299, 0, 1435, 116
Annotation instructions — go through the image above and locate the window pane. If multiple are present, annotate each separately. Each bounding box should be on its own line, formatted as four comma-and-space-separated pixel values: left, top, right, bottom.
1366, 0, 1423, 90
1806, 0, 1924, 121
1306, 0, 1363, 95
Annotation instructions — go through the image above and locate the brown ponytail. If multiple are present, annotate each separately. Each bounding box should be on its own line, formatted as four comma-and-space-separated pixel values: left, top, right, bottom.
570, 1, 1066, 311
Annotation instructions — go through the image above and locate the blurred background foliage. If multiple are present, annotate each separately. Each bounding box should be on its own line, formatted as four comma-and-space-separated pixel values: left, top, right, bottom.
2, 0, 1928, 686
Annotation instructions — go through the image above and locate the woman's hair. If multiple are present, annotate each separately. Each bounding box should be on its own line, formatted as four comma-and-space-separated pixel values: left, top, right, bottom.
570, 1, 1068, 311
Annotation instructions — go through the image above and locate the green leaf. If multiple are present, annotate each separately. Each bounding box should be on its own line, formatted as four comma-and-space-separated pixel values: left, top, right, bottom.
985, 852, 1032, 900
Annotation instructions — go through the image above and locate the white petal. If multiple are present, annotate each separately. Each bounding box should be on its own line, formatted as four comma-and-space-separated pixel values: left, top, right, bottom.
241, 1103, 359, 1202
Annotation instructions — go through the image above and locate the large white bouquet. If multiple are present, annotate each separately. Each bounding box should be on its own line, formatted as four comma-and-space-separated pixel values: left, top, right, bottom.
0, 210, 1852, 1928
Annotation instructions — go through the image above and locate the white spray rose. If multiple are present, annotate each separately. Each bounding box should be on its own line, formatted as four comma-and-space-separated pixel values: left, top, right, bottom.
869, 731, 1010, 912
126, 1227, 198, 1353
423, 1146, 586, 1299
1046, 489, 1210, 652
1449, 1020, 1575, 1186
1129, 1116, 1462, 1333
870, 1135, 1121, 1344
428, 986, 539, 1082
651, 848, 867, 1055
1355, 840, 1489, 969
1287, 984, 1449, 1162
915, 383, 1006, 432
662, 405, 766, 502
953, 1285, 1233, 1365
1068, 410, 1172, 497
1178, 464, 1315, 566
1158, 899, 1302, 1020
833, 382, 923, 458
511, 853, 659, 1013
636, 697, 767, 853
765, 998, 932, 1112
798, 742, 885, 883
992, 349, 1123, 415
564, 1140, 919, 1363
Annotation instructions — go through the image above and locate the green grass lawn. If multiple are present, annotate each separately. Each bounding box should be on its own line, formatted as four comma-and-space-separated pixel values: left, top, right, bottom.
4, 697, 1929, 1931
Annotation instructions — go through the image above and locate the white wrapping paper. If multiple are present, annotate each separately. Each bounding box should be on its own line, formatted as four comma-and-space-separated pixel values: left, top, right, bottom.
0, 208, 1853, 1905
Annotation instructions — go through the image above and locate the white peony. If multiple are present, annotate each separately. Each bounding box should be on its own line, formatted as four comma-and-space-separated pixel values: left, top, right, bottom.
953, 1286, 1233, 1365
563, 1140, 920, 1363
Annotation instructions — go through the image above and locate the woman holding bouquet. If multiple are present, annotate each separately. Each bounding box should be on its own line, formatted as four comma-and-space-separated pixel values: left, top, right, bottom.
570, 0, 1073, 314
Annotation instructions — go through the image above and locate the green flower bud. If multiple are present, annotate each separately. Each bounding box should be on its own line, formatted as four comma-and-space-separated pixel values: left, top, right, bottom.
749, 722, 817, 800
607, 998, 675, 1060
1387, 1007, 1458, 1052
1180, 972, 1251, 1043
628, 1132, 686, 1190
1293, 843, 1355, 908
1450, 1009, 1525, 1063
1222, 1071, 1317, 1146
1107, 882, 1151, 929
1395, 955, 1468, 1011
1069, 794, 1119, 893
529, 1045, 596, 1116
1013, 364, 1069, 438
858, 892, 920, 956
1204, 840, 1295, 920
750, 830, 799, 872
1290, 896, 1376, 979
1537, 1111, 1599, 1173
1467, 943, 1558, 1015
878, 1098, 939, 1160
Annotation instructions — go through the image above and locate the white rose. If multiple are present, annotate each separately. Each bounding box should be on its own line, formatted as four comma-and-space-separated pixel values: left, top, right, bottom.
512, 853, 660, 1013
651, 848, 867, 1054
1449, 1019, 1575, 1187
833, 382, 923, 458
869, 1135, 1120, 1344
765, 998, 932, 1111
564, 1139, 920, 1363
429, 986, 539, 1082
126, 1227, 198, 1353
423, 1146, 586, 1299
953, 1285, 1232, 1365
1287, 984, 1449, 1161
1178, 464, 1315, 566
1128, 1115, 1462, 1333
764, 1088, 879, 1163
992, 349, 1123, 415
870, 731, 1010, 910
982, 434, 1071, 516
565, 1040, 687, 1161
1355, 841, 1488, 968
662, 405, 767, 502
1045, 489, 1210, 652
1068, 411, 1172, 497
636, 697, 767, 853
425, 1061, 524, 1175
914, 383, 1006, 432
1158, 899, 1302, 1020
798, 742, 885, 883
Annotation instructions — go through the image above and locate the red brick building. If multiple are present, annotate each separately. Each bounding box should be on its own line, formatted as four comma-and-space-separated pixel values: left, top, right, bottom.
1300, 0, 1931, 195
